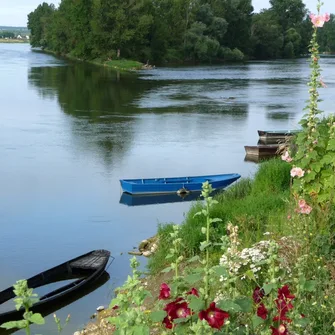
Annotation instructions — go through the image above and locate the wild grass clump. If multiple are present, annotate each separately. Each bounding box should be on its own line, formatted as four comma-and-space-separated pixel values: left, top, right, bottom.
148, 158, 291, 274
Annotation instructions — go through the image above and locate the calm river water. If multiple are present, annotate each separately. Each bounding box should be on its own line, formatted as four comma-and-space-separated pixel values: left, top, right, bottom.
0, 43, 334, 334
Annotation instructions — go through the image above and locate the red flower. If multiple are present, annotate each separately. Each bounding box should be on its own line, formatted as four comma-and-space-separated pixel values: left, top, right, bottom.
111, 305, 119, 310
274, 285, 295, 322
257, 303, 268, 320
163, 316, 173, 329
278, 285, 295, 300
162, 298, 191, 328
270, 324, 288, 335
253, 287, 265, 303
199, 302, 229, 330
159, 283, 171, 300
187, 288, 199, 297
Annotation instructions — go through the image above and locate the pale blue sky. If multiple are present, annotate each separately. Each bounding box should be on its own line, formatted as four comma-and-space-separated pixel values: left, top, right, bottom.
0, 0, 334, 27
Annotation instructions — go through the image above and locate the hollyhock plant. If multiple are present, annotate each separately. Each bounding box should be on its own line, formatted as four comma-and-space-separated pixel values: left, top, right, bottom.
158, 283, 171, 300
162, 298, 191, 329
257, 303, 268, 320
281, 151, 292, 163
290, 167, 305, 178
310, 13, 330, 27
278, 285, 295, 300
199, 302, 229, 329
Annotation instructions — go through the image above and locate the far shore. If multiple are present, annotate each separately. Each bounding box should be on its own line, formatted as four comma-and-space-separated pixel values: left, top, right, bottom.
0, 39, 29, 43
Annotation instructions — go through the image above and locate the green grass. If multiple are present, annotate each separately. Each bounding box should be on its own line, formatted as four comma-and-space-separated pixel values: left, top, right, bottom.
102, 59, 143, 70
148, 158, 292, 274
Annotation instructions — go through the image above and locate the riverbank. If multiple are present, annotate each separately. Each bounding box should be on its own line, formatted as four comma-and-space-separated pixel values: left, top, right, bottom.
36, 48, 146, 71
0, 39, 28, 43
77, 154, 335, 334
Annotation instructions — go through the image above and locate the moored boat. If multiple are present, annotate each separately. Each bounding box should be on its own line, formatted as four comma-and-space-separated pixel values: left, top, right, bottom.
258, 130, 299, 141
120, 173, 241, 195
244, 145, 282, 157
0, 250, 110, 324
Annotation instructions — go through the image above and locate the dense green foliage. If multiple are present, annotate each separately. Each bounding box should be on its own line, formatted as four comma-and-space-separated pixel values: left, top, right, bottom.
27, 0, 334, 64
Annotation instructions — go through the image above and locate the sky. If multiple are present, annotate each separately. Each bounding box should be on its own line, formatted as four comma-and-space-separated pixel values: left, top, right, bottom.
0, 0, 335, 27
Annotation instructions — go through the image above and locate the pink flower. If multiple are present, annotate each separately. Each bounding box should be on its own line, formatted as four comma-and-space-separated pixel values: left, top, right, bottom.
309, 13, 330, 27
320, 78, 327, 88
199, 302, 229, 329
296, 199, 312, 215
290, 167, 304, 178
159, 283, 171, 300
281, 151, 292, 163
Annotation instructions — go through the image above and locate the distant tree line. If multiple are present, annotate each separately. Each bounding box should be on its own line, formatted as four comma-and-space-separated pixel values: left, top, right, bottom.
27, 0, 335, 64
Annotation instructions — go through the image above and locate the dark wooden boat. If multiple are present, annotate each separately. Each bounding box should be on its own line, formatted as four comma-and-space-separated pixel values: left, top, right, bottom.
0, 250, 110, 325
244, 145, 282, 157
258, 130, 299, 141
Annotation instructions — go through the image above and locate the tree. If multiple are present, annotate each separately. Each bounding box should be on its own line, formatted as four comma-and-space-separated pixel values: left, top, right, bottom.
27, 2, 55, 48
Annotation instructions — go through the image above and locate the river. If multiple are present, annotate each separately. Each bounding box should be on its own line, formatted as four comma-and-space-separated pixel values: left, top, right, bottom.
0, 43, 334, 334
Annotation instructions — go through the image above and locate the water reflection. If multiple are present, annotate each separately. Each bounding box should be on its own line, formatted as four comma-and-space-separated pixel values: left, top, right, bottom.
120, 189, 222, 206
0, 272, 110, 335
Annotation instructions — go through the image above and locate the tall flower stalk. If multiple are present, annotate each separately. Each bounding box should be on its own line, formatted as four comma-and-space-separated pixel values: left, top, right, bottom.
291, 0, 331, 203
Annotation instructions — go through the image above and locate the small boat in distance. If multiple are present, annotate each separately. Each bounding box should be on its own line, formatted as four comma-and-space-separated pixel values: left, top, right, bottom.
258, 130, 299, 141
244, 145, 283, 157
0, 250, 110, 324
120, 173, 241, 195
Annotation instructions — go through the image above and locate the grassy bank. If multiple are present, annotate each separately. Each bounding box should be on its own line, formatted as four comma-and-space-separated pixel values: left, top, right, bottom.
148, 158, 292, 274
36, 48, 144, 71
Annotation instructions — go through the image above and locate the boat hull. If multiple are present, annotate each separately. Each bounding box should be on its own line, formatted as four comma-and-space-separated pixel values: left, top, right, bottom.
0, 250, 110, 324
258, 130, 299, 141
120, 174, 241, 195
244, 145, 281, 157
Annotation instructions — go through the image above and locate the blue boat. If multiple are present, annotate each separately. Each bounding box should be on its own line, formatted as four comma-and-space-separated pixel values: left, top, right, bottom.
119, 173, 241, 195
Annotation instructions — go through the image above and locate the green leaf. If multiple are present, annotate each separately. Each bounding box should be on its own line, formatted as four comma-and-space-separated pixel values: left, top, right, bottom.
27, 313, 45, 325
244, 270, 256, 281
210, 218, 222, 223
165, 254, 174, 259
199, 241, 212, 251
149, 311, 167, 322
212, 266, 228, 277
234, 297, 253, 313
189, 295, 205, 312
133, 325, 150, 335
327, 138, 335, 150
303, 280, 317, 292
187, 255, 200, 263
161, 266, 173, 273
217, 300, 242, 313
263, 283, 276, 295
173, 316, 189, 324
252, 315, 265, 328
295, 316, 310, 327
185, 273, 202, 285
1, 320, 27, 330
